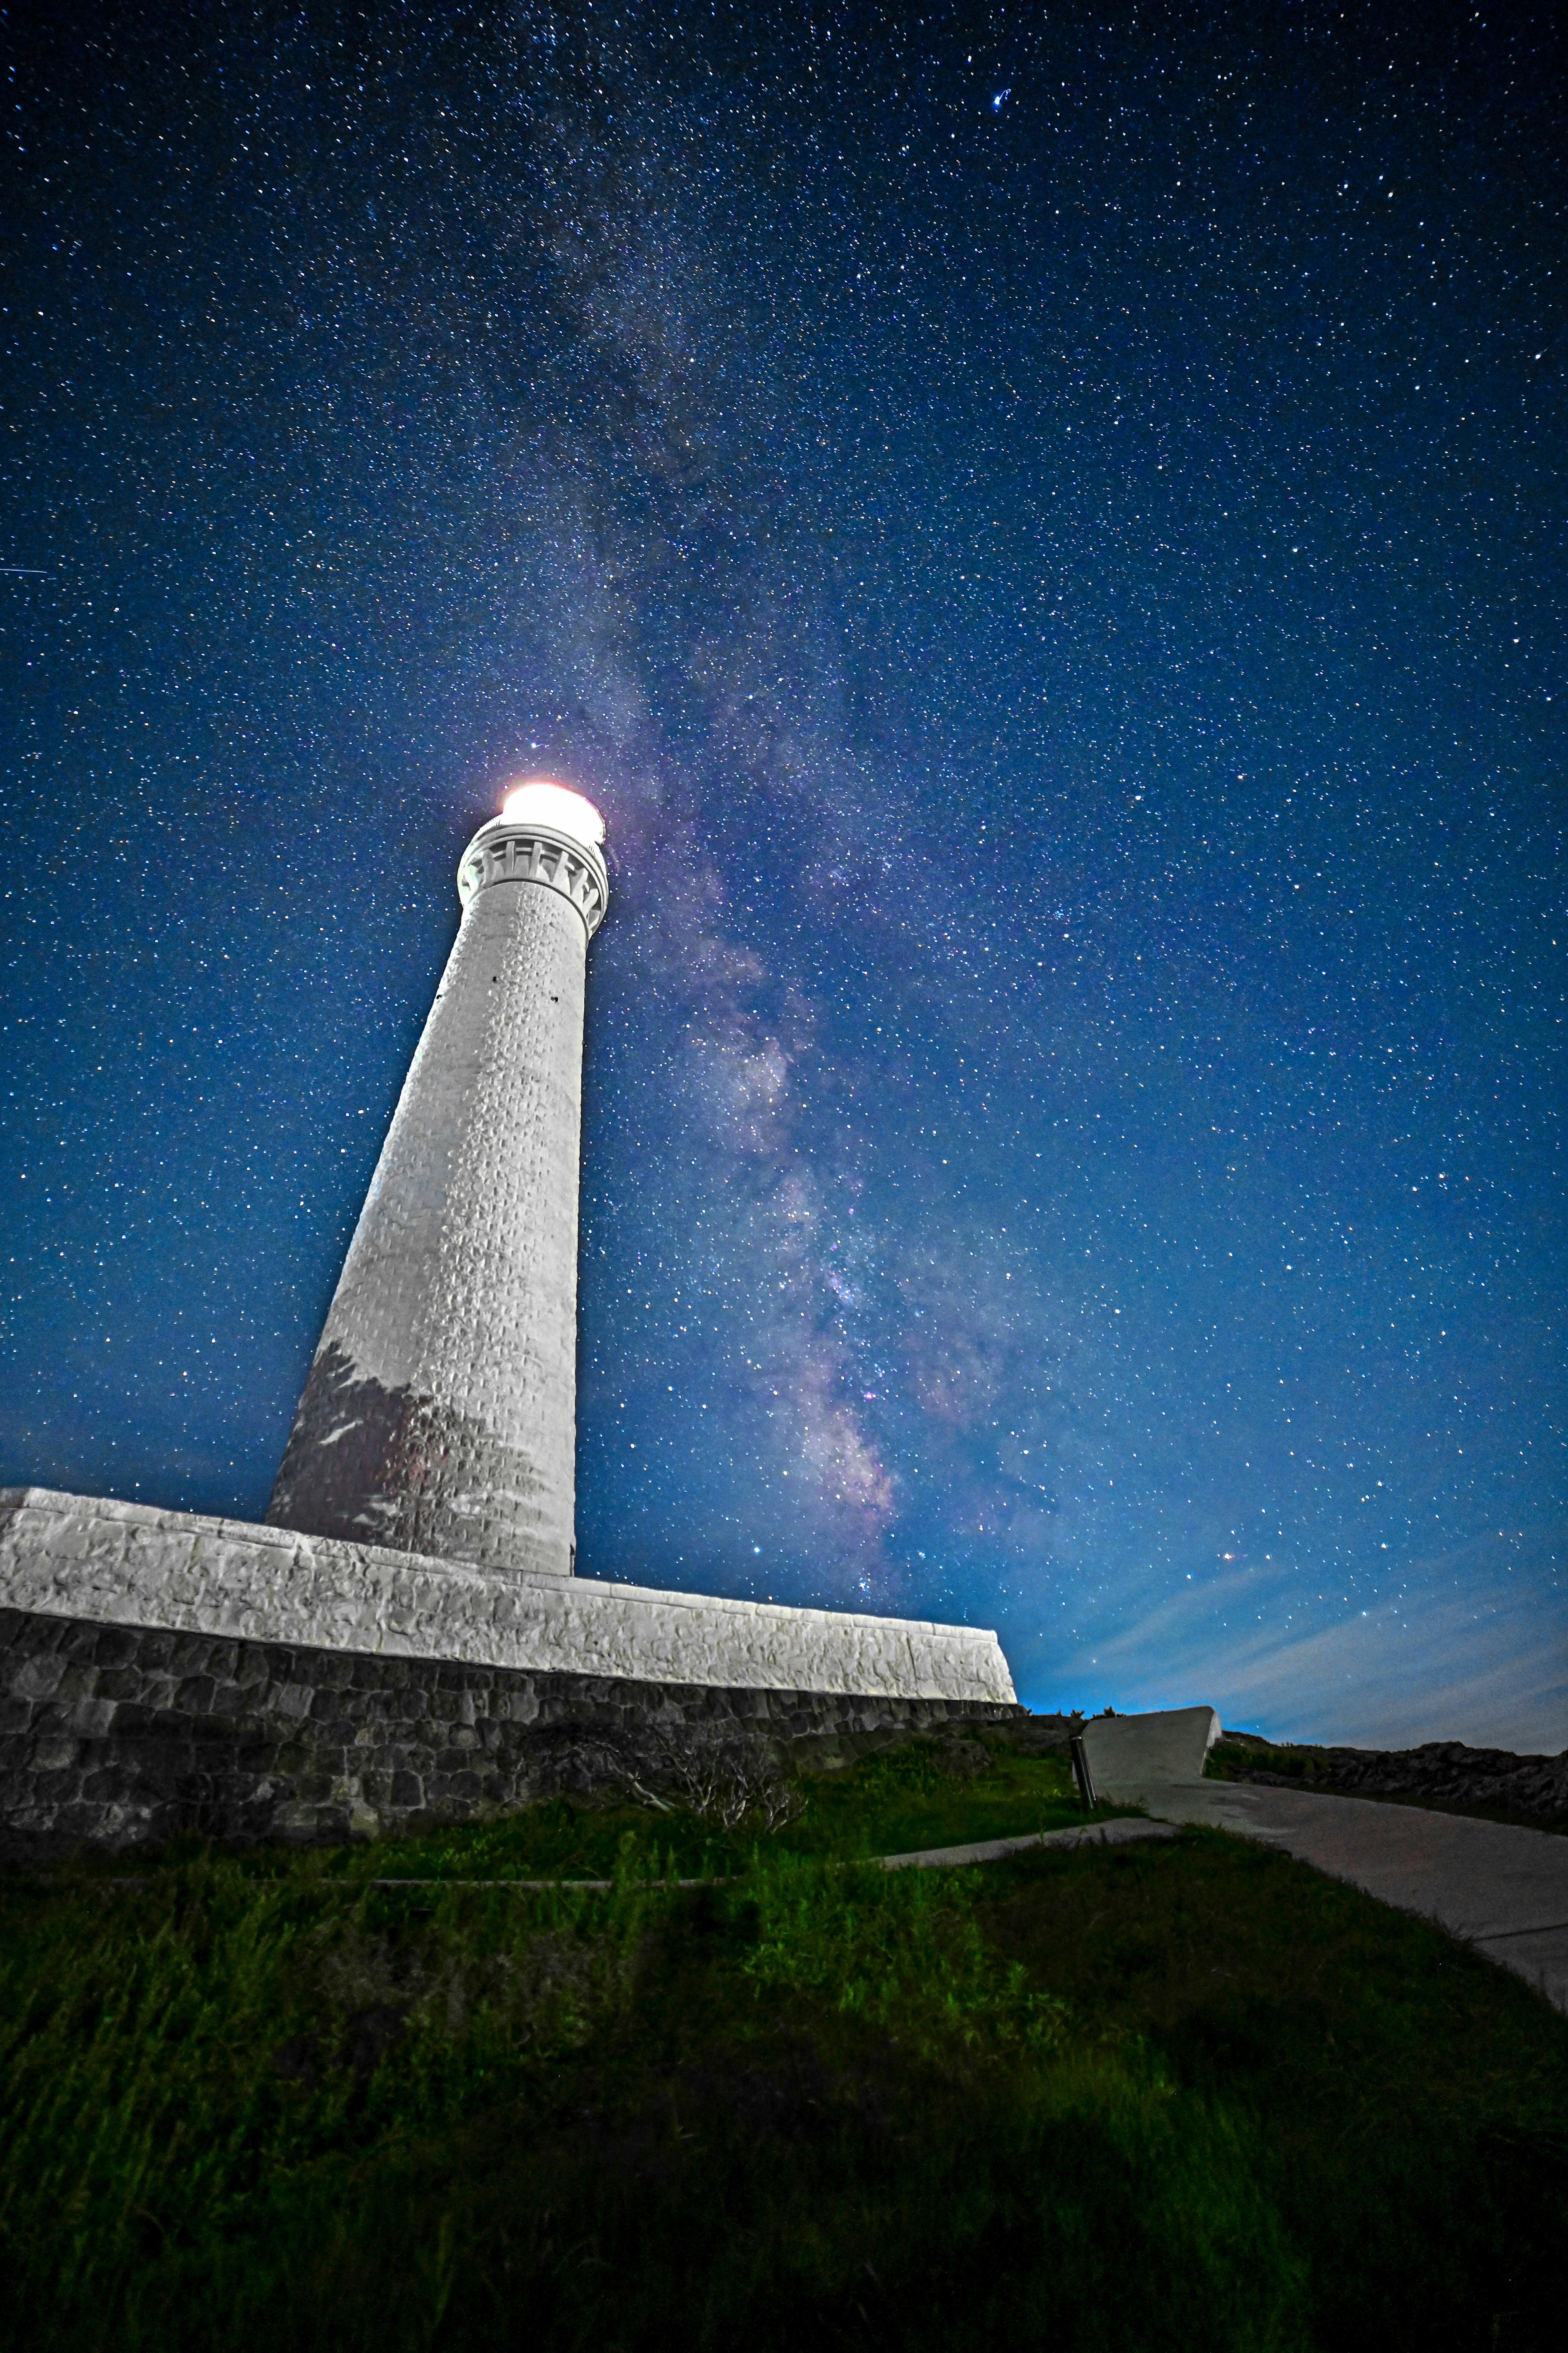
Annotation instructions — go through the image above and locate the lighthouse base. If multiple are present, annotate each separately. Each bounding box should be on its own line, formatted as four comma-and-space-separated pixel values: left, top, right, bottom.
0, 1488, 1020, 1857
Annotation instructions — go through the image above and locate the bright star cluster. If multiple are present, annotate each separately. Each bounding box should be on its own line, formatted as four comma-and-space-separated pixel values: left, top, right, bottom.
2, 3, 1562, 1747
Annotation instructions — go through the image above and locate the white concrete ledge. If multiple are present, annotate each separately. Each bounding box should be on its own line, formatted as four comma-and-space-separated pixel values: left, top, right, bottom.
0, 1488, 1017, 1705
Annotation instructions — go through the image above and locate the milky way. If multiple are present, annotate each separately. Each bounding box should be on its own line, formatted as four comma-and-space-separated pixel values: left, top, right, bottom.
3, 3, 1562, 1745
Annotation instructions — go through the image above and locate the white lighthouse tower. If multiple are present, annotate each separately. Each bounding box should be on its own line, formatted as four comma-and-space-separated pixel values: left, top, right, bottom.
2, 769, 1019, 1855
266, 781, 609, 1580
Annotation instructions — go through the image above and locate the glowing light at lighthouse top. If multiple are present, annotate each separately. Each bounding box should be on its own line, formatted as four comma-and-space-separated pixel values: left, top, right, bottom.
501, 778, 606, 850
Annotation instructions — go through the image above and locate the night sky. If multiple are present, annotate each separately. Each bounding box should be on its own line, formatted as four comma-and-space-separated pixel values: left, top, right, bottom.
4, 3, 1563, 1748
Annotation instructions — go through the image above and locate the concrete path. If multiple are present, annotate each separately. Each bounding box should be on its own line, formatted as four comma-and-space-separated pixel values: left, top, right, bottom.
1117, 1780, 1568, 2015
356, 1820, 1181, 1892
878, 1818, 1178, 1871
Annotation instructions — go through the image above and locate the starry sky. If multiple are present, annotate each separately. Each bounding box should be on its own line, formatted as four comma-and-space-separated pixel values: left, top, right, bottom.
3, 2, 1563, 1748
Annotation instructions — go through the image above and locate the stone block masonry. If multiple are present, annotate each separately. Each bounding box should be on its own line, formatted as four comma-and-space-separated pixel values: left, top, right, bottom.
0, 1609, 1022, 1860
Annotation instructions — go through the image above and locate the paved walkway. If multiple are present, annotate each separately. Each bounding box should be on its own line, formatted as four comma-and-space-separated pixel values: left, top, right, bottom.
355, 1820, 1181, 1892
878, 1818, 1177, 1871
1115, 1780, 1568, 2015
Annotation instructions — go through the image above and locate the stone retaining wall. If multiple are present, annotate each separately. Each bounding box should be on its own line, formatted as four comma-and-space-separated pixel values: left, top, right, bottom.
0, 1606, 1023, 1860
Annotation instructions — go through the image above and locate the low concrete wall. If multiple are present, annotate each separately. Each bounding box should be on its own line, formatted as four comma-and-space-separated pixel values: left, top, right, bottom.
0, 1489, 1015, 1704
0, 1605, 1022, 1859
1081, 1705, 1221, 1793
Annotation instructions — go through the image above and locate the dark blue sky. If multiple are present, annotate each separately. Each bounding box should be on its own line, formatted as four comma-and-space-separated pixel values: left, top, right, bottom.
3, 2, 1562, 1746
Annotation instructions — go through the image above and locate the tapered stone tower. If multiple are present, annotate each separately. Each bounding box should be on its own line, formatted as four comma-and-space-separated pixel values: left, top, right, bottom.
267, 781, 609, 1579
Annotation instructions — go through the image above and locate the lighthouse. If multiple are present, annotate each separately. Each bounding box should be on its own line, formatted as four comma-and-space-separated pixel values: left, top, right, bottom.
1, 770, 1021, 1862
266, 781, 609, 1580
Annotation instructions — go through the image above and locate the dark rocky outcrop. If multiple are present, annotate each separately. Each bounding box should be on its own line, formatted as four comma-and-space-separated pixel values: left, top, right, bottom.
1213, 1730, 1568, 1829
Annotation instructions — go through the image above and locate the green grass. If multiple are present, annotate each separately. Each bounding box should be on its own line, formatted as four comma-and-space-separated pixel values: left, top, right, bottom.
2, 1740, 1564, 2351
104, 1730, 1089, 1887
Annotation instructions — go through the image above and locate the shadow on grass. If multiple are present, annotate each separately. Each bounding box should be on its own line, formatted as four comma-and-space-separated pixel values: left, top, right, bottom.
1, 1752, 1564, 2349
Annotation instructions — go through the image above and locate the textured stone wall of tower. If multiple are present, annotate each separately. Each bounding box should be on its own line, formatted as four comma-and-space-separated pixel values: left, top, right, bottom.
267, 783, 609, 1580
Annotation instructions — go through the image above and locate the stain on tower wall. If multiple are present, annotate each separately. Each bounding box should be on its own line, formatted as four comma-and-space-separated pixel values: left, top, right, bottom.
266, 1345, 548, 1563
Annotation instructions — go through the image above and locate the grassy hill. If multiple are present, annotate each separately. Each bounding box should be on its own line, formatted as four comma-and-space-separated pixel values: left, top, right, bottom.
2, 1729, 1564, 2351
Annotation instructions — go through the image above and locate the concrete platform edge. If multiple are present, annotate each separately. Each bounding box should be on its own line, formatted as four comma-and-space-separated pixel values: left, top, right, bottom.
0, 1487, 1014, 1704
